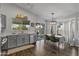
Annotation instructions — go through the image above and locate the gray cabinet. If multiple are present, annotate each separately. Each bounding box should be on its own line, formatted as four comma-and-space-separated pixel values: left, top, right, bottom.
0, 38, 1, 52
0, 34, 37, 49
7, 35, 17, 49
34, 34, 38, 41
17, 35, 24, 46
24, 34, 30, 45
17, 34, 30, 46
1, 37, 8, 51
21, 35, 25, 45
30, 34, 36, 43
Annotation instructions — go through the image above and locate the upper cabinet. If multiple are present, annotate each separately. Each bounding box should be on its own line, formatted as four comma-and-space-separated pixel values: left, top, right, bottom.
0, 14, 6, 33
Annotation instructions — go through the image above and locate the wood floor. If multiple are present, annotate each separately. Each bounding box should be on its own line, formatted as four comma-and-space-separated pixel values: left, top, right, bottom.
7, 40, 79, 56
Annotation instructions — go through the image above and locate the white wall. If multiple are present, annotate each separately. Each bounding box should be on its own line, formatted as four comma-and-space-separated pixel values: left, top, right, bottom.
0, 3, 45, 34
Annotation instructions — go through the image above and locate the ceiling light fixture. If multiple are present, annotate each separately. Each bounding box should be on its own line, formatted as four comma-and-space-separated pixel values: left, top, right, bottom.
50, 12, 56, 24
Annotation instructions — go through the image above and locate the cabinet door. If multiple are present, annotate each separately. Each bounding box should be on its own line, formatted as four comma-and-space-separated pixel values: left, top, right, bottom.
1, 37, 8, 50
30, 34, 35, 43
21, 35, 26, 45
34, 34, 38, 41
8, 35, 17, 49
24, 34, 30, 44
0, 38, 1, 52
17, 35, 24, 46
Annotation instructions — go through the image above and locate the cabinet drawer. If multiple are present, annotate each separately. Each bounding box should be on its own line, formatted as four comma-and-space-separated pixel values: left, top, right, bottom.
30, 35, 35, 43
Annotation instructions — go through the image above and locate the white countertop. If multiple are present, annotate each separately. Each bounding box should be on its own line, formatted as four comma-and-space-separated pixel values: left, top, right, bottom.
55, 35, 64, 38
0, 32, 36, 37
47, 34, 64, 37
0, 33, 17, 37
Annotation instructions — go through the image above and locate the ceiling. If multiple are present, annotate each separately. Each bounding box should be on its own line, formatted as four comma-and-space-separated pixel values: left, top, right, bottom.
15, 3, 79, 21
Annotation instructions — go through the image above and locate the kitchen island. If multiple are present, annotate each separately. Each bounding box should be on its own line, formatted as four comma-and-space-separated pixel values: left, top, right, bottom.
0, 33, 37, 52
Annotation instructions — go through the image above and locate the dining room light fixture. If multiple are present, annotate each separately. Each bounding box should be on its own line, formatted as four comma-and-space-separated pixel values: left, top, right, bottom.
50, 12, 56, 24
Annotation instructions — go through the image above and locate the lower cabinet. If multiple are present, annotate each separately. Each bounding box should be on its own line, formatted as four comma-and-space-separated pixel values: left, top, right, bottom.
34, 34, 38, 41
1, 34, 37, 49
17, 35, 24, 47
0, 38, 1, 52
1, 37, 8, 51
24, 34, 30, 45
7, 35, 17, 49
17, 34, 30, 46
30, 34, 37, 43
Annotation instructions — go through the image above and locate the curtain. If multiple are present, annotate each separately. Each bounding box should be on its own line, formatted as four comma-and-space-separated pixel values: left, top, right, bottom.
63, 21, 70, 43
69, 20, 75, 46
64, 17, 79, 47
74, 17, 79, 47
